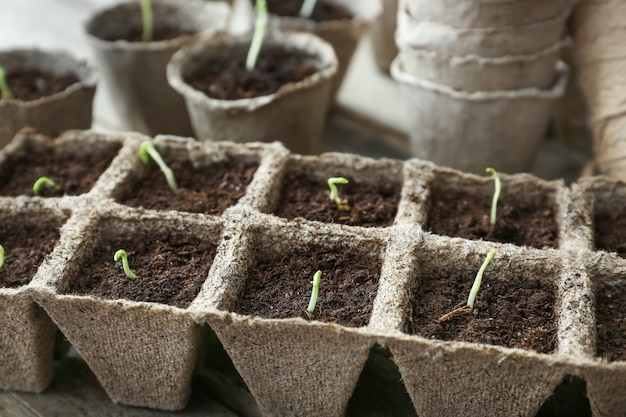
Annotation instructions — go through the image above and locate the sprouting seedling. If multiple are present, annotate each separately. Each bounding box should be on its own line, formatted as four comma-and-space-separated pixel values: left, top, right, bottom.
0, 66, 13, 100
299, 0, 318, 18
327, 177, 350, 211
140, 0, 154, 42
114, 249, 138, 280
438, 248, 496, 322
139, 141, 178, 193
33, 177, 61, 195
245, 0, 268, 71
486, 167, 501, 226
0, 245, 4, 269
307, 270, 322, 313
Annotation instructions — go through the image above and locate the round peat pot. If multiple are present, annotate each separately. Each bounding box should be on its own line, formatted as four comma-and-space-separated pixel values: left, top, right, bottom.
0, 48, 96, 149
84, 0, 230, 136
391, 57, 569, 174
167, 32, 338, 155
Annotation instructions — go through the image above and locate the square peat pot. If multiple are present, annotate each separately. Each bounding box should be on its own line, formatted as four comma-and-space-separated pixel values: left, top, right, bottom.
110, 135, 289, 217
31, 206, 224, 410
197, 215, 391, 417
0, 200, 69, 392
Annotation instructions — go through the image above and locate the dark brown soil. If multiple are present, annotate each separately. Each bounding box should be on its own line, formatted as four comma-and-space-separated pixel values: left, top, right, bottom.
184, 50, 317, 100
233, 246, 381, 327
0, 143, 121, 197
595, 284, 626, 362
405, 265, 557, 353
0, 220, 60, 288
102, 27, 194, 42
427, 188, 558, 249
66, 232, 216, 309
274, 171, 401, 227
263, 0, 353, 22
3, 70, 79, 102
594, 211, 626, 257
120, 159, 258, 214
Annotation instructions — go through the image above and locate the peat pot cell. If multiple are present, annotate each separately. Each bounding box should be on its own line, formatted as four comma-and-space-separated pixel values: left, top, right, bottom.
120, 155, 258, 215
262, 0, 353, 21
404, 252, 558, 354
233, 245, 382, 327
595, 280, 626, 362
426, 175, 558, 249
0, 141, 121, 197
65, 230, 217, 309
4, 70, 79, 102
594, 207, 626, 258
273, 170, 401, 227
0, 214, 62, 288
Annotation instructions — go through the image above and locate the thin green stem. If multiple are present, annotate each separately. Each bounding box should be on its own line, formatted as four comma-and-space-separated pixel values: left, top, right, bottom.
140, 0, 154, 42
246, 0, 268, 71
114, 249, 138, 280
139, 141, 178, 193
0, 244, 4, 269
299, 0, 318, 17
327, 177, 349, 210
486, 167, 501, 226
0, 66, 13, 100
307, 270, 322, 313
33, 177, 61, 195
467, 249, 496, 309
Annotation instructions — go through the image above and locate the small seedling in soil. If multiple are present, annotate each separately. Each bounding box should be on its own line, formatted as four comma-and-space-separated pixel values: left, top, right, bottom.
327, 177, 350, 211
0, 244, 4, 269
139, 141, 178, 194
113, 249, 138, 280
486, 167, 501, 226
32, 177, 61, 195
246, 0, 268, 71
299, 0, 318, 17
140, 0, 154, 42
438, 248, 496, 322
0, 66, 13, 100
307, 270, 322, 314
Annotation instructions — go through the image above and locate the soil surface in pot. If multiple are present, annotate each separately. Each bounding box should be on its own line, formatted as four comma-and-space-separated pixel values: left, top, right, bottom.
102, 27, 194, 43
0, 220, 60, 288
595, 284, 626, 362
66, 232, 216, 309
184, 50, 317, 100
233, 245, 381, 327
594, 211, 626, 258
121, 159, 258, 214
274, 172, 400, 227
263, 0, 352, 21
0, 143, 121, 197
427, 187, 558, 249
405, 265, 557, 353
4, 70, 79, 102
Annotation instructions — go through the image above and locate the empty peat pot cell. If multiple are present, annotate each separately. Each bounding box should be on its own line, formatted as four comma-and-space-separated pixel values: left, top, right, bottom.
593, 201, 626, 258
594, 278, 626, 363
404, 247, 559, 354
118, 144, 259, 215
0, 138, 121, 197
2, 69, 78, 102
262, 0, 353, 21
425, 171, 559, 249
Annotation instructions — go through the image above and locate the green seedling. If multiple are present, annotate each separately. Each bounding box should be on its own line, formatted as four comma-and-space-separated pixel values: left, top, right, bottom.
33, 177, 61, 195
307, 270, 322, 313
299, 0, 318, 18
140, 0, 154, 42
246, 0, 268, 71
0, 66, 13, 100
486, 167, 501, 226
438, 248, 496, 322
114, 249, 138, 280
0, 244, 4, 269
327, 177, 350, 211
139, 141, 178, 193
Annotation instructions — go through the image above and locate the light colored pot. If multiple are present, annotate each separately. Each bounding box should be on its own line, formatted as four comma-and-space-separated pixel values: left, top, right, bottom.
370, 0, 399, 72
84, 0, 230, 136
398, 38, 569, 92
0, 49, 95, 149
406, 0, 573, 28
396, 5, 569, 58
167, 32, 337, 155
391, 57, 569, 173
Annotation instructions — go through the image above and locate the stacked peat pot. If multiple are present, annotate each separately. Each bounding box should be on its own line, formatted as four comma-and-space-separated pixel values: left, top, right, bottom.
392, 0, 573, 174
2, 128, 626, 416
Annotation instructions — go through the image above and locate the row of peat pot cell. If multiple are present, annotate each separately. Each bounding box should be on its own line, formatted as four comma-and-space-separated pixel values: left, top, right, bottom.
0, 129, 625, 417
